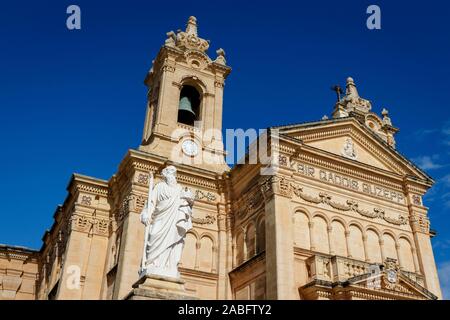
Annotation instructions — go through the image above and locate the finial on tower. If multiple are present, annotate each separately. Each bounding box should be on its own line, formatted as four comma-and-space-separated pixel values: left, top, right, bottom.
346, 77, 359, 98
186, 16, 198, 36
381, 108, 392, 126
165, 31, 176, 47
173, 16, 209, 52
214, 48, 227, 65
332, 76, 372, 119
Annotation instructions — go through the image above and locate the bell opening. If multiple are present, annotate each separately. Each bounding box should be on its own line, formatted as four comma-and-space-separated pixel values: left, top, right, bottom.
178, 85, 200, 126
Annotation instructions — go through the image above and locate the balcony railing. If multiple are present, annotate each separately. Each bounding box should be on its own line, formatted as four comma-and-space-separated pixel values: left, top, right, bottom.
305, 254, 424, 285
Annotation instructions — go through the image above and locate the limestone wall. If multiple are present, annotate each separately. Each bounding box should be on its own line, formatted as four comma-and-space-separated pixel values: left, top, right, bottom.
0, 245, 39, 300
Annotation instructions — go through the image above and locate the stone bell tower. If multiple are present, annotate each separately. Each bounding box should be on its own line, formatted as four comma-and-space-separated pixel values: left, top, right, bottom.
139, 16, 231, 173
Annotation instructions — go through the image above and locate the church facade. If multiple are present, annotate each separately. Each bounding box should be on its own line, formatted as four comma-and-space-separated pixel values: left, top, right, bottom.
0, 17, 443, 300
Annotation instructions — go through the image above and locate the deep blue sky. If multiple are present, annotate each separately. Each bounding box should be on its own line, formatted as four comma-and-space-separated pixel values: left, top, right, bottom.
1, 0, 449, 297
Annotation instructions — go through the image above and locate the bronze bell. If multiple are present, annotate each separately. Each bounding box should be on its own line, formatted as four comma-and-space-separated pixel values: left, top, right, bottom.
178, 96, 196, 125
178, 96, 196, 116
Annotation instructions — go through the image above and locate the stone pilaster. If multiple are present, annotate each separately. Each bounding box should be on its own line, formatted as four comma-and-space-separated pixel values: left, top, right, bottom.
405, 180, 442, 299
57, 175, 111, 300
112, 157, 158, 299
260, 175, 296, 299
112, 189, 147, 300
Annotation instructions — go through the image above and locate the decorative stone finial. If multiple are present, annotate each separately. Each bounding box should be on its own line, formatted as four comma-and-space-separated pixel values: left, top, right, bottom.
338, 76, 372, 114
382, 108, 392, 126
175, 16, 209, 52
186, 16, 198, 36
165, 31, 176, 47
346, 76, 359, 98
214, 48, 226, 65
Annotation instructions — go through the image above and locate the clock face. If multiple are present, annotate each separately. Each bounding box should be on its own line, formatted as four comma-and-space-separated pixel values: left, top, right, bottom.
181, 139, 199, 156
387, 270, 397, 283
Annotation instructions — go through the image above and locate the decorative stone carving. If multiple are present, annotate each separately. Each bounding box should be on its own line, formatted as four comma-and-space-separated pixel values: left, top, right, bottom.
117, 194, 132, 221
164, 31, 176, 47
341, 137, 357, 160
409, 212, 430, 233
175, 16, 209, 53
412, 195, 422, 206
214, 48, 226, 65
291, 184, 408, 225
278, 154, 288, 167
234, 185, 264, 219
342, 77, 372, 114
195, 190, 217, 202
381, 108, 392, 126
162, 64, 175, 73
80, 195, 92, 206
214, 80, 224, 88
192, 214, 216, 225
74, 181, 109, 197
260, 176, 292, 199
70, 213, 110, 236
137, 173, 149, 185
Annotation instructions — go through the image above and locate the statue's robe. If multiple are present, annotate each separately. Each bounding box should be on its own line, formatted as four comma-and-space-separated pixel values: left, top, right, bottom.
143, 181, 193, 278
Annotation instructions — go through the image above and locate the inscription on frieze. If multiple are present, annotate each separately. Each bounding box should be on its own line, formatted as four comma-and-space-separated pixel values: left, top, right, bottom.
293, 161, 405, 204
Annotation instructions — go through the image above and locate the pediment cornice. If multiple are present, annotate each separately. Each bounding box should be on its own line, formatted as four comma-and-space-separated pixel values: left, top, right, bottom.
273, 118, 433, 186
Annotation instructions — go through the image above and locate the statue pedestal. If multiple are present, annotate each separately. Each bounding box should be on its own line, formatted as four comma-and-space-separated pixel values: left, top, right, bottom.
125, 274, 198, 300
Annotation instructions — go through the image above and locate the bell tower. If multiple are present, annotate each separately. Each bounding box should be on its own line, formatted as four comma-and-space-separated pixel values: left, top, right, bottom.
139, 16, 231, 173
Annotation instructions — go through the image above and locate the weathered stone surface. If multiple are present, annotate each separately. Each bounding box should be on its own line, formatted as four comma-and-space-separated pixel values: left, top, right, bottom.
125, 275, 198, 300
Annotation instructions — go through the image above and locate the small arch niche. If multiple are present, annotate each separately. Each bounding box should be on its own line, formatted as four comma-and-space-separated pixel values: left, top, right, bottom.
177, 85, 201, 126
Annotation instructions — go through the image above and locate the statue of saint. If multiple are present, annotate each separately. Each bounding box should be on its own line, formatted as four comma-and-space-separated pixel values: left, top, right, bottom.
341, 137, 357, 160
139, 165, 194, 278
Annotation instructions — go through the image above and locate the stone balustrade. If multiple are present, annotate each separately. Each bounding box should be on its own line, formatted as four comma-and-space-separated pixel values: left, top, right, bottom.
305, 254, 425, 285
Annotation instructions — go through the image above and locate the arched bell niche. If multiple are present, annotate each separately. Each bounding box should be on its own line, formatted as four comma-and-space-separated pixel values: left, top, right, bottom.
177, 85, 201, 126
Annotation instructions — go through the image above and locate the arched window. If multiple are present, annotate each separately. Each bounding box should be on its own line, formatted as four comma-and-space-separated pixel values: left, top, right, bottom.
178, 85, 200, 126
256, 219, 265, 254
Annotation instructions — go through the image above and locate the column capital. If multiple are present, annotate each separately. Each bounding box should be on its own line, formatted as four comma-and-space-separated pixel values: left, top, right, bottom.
260, 175, 293, 200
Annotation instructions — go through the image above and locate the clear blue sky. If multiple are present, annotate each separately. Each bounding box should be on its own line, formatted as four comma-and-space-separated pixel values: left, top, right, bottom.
0, 0, 449, 297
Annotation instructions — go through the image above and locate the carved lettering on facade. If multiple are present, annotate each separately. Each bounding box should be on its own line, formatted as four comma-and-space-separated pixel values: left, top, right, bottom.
292, 161, 405, 204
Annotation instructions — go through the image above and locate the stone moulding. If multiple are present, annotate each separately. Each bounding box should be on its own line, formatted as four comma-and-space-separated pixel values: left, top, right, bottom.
194, 190, 217, 203
192, 214, 216, 225
233, 184, 265, 221
291, 184, 407, 226
292, 154, 403, 192
70, 213, 110, 236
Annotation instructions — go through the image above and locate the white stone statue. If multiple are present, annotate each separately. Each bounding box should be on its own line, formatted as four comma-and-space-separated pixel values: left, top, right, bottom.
341, 137, 357, 160
139, 165, 194, 278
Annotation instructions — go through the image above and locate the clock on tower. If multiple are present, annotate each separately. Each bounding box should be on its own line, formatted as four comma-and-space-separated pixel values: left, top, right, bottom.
139, 16, 231, 173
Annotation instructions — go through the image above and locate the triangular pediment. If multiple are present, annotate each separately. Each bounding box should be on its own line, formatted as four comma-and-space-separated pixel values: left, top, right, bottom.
347, 270, 437, 300
274, 118, 431, 181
